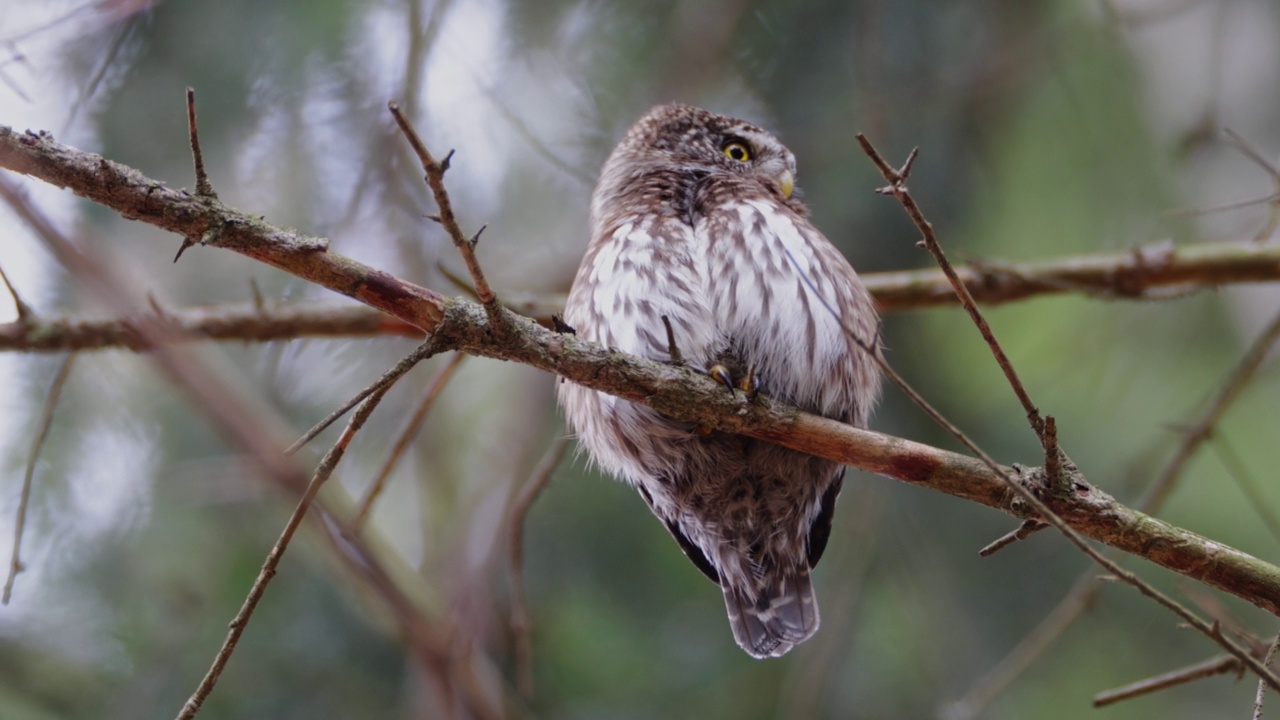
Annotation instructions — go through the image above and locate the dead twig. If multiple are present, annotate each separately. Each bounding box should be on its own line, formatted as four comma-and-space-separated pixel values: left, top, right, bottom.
978, 519, 1047, 558
0, 115, 504, 720
857, 133, 1046, 441
175, 384, 392, 720
949, 303, 1280, 718
1211, 436, 1280, 548
388, 102, 502, 325
853, 136, 1280, 694
507, 436, 570, 699
174, 88, 215, 262
0, 263, 33, 322
285, 339, 442, 456
186, 87, 215, 199
1092, 654, 1244, 708
1140, 305, 1280, 511
1255, 632, 1280, 719
1222, 129, 1280, 243
351, 352, 467, 532
3, 352, 76, 604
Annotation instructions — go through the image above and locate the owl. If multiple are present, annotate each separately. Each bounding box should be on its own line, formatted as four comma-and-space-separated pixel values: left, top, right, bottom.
558, 104, 881, 658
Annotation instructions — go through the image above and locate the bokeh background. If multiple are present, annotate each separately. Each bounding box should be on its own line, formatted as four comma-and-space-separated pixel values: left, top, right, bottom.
3, 1, 1280, 718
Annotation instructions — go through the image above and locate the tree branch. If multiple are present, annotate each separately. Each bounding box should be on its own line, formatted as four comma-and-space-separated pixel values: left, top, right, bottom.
862, 239, 1280, 308
0, 301, 421, 352
3, 124, 1280, 622
5, 237, 1279, 352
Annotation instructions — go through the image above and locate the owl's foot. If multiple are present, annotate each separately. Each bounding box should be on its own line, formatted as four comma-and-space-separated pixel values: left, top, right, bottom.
707, 363, 760, 400
708, 364, 735, 393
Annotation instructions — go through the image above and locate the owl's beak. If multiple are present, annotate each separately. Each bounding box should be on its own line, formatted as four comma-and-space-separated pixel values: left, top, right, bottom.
777, 169, 795, 199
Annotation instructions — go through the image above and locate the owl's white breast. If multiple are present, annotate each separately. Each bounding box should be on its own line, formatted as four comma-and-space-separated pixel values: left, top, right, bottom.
699, 198, 874, 420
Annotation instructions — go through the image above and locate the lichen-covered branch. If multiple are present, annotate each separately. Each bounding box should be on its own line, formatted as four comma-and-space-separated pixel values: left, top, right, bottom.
3, 124, 1280, 620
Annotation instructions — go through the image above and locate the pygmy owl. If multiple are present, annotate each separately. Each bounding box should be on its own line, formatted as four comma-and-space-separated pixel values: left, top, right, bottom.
558, 104, 881, 658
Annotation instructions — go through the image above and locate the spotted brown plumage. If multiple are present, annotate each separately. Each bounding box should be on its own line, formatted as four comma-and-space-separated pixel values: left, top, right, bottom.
558, 104, 881, 658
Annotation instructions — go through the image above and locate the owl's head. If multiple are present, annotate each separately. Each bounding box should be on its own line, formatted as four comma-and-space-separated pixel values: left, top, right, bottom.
593, 104, 800, 223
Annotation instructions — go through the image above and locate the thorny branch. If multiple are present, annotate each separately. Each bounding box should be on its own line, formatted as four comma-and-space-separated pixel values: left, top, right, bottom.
6, 123, 1280, 701
854, 135, 1280, 693
3, 123, 1280, 624
947, 302, 1280, 719
857, 134, 1046, 439
388, 102, 502, 326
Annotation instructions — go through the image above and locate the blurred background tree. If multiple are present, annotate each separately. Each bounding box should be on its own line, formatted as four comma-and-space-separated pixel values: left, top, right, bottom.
2, 1, 1280, 718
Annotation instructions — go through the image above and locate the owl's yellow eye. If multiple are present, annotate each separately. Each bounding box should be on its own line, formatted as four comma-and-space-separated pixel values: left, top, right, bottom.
723, 141, 752, 162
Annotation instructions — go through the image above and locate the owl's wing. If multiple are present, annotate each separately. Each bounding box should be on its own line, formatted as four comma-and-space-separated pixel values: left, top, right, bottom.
805, 469, 844, 568
636, 486, 721, 584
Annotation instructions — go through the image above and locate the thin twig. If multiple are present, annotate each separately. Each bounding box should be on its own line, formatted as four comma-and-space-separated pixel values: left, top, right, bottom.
1092, 654, 1243, 708
387, 102, 501, 324
285, 340, 442, 456
1139, 305, 1280, 511
857, 133, 1046, 440
174, 88, 215, 263
351, 352, 467, 532
1166, 190, 1280, 218
1212, 436, 1280, 548
949, 304, 1280, 718
1255, 632, 1280, 719
186, 87, 215, 198
978, 519, 1047, 557
507, 436, 570, 700
941, 569, 1106, 720
1224, 129, 1280, 184
3, 352, 76, 604
851, 136, 1280, 692
1221, 129, 1280, 244
974, 416, 1056, 556
0, 263, 33, 322
175, 384, 392, 720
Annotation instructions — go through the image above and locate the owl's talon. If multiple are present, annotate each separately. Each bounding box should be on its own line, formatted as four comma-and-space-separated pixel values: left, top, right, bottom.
708, 364, 735, 393
738, 364, 759, 400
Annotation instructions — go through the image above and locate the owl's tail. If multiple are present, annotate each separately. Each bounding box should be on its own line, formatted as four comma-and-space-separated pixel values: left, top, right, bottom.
722, 568, 820, 658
